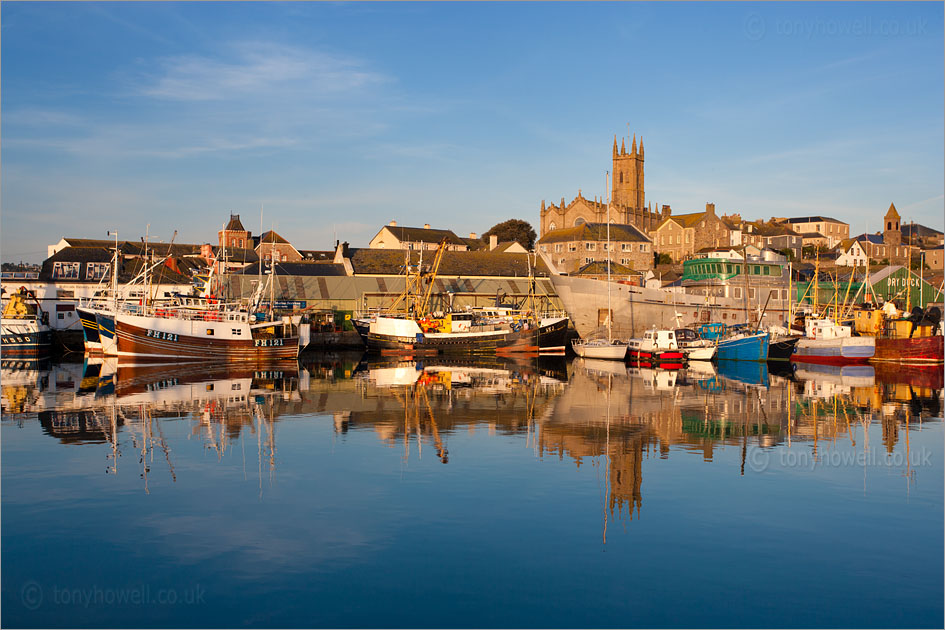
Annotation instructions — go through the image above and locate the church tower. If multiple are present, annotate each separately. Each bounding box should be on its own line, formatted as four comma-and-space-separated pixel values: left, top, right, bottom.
611, 133, 645, 214
883, 202, 901, 246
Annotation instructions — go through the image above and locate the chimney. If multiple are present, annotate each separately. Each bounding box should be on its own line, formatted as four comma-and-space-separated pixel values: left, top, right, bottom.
661, 204, 671, 217
201, 243, 214, 261
469, 232, 477, 239
389, 220, 397, 227
490, 234, 498, 251
705, 202, 715, 215
424, 223, 431, 229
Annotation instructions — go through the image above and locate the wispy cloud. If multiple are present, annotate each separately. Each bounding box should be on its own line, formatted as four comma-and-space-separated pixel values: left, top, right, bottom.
140, 42, 389, 102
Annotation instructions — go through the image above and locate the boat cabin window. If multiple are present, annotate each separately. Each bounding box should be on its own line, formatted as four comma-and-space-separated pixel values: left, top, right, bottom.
206, 329, 214, 335
452, 313, 474, 321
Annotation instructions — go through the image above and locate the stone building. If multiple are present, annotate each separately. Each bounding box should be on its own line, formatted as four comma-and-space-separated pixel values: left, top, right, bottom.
650, 203, 734, 263
729, 219, 803, 260
256, 230, 303, 263
537, 221, 652, 273
219, 214, 252, 250
538, 133, 666, 237
773, 216, 849, 249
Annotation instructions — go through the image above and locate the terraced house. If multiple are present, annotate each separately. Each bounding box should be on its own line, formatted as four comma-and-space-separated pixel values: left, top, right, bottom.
537, 221, 652, 273
650, 203, 734, 262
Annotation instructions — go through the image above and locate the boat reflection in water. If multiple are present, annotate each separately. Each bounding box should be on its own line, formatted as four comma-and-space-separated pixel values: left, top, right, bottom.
2, 351, 941, 528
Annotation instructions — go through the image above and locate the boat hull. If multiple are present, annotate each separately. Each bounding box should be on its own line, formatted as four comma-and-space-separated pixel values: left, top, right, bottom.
792, 337, 874, 365
572, 341, 628, 360
0, 322, 53, 358
767, 336, 800, 361
717, 332, 769, 361
627, 349, 684, 361
116, 313, 299, 361
76, 307, 103, 354
550, 274, 790, 340
871, 335, 944, 364
537, 317, 570, 352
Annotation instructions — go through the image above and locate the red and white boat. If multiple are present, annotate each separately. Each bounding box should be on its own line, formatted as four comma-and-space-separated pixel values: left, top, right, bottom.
791, 318, 874, 365
627, 329, 684, 362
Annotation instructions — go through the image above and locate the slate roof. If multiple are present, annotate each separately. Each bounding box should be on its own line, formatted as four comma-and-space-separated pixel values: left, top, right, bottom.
298, 250, 336, 262
58, 238, 203, 257
348, 248, 551, 277
258, 230, 291, 245
902, 222, 944, 239
853, 233, 885, 245
38, 246, 198, 284
781, 216, 847, 225
211, 246, 259, 264
237, 262, 347, 277
575, 260, 635, 276
741, 220, 800, 237
224, 214, 247, 232
538, 222, 651, 244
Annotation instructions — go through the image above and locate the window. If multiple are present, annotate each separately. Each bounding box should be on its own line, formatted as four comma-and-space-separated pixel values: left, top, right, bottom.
86, 262, 109, 281
734, 287, 742, 299
621, 258, 629, 264
584, 257, 593, 264
676, 235, 681, 245
206, 329, 215, 335
554, 243, 563, 253
621, 243, 630, 251
240, 239, 244, 248
548, 222, 557, 231
568, 243, 577, 252
639, 244, 646, 252
585, 243, 595, 251
661, 235, 666, 245
686, 232, 691, 243
574, 217, 586, 226
52, 262, 80, 279
540, 245, 547, 253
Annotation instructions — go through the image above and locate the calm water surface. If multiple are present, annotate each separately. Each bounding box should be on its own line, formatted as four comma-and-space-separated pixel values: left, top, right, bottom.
2, 354, 943, 628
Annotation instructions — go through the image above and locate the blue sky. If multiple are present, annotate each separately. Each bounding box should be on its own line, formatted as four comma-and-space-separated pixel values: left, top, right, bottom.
2, 2, 942, 262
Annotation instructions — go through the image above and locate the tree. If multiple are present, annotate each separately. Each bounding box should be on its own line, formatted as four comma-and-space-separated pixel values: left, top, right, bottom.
481, 219, 537, 251
653, 252, 673, 266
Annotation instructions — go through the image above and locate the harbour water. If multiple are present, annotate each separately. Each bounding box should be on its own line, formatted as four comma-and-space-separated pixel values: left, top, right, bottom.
2, 355, 943, 628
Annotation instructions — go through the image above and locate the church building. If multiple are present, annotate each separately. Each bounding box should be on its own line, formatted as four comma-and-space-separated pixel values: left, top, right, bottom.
539, 133, 668, 237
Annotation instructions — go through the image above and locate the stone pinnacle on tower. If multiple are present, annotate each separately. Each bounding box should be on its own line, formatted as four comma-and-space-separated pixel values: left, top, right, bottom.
631, 133, 637, 155
613, 135, 618, 157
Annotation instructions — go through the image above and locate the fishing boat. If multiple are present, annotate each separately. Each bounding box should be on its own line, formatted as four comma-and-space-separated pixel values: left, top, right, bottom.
674, 328, 716, 361
626, 329, 684, 362
855, 306, 944, 365
115, 247, 301, 362
767, 332, 800, 361
1, 288, 53, 358
792, 318, 874, 365
717, 329, 769, 361
571, 337, 628, 360
367, 313, 540, 354
77, 305, 104, 355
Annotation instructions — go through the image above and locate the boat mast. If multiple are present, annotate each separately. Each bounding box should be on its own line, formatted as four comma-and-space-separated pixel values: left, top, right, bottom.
107, 229, 119, 312
742, 245, 749, 326
606, 171, 612, 342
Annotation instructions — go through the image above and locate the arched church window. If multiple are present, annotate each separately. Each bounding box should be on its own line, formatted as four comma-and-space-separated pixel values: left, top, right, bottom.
619, 172, 624, 184
548, 222, 557, 231
887, 222, 892, 230
574, 217, 586, 226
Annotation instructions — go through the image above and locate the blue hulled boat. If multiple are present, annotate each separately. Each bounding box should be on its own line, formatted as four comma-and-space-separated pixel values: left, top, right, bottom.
717, 330, 769, 361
